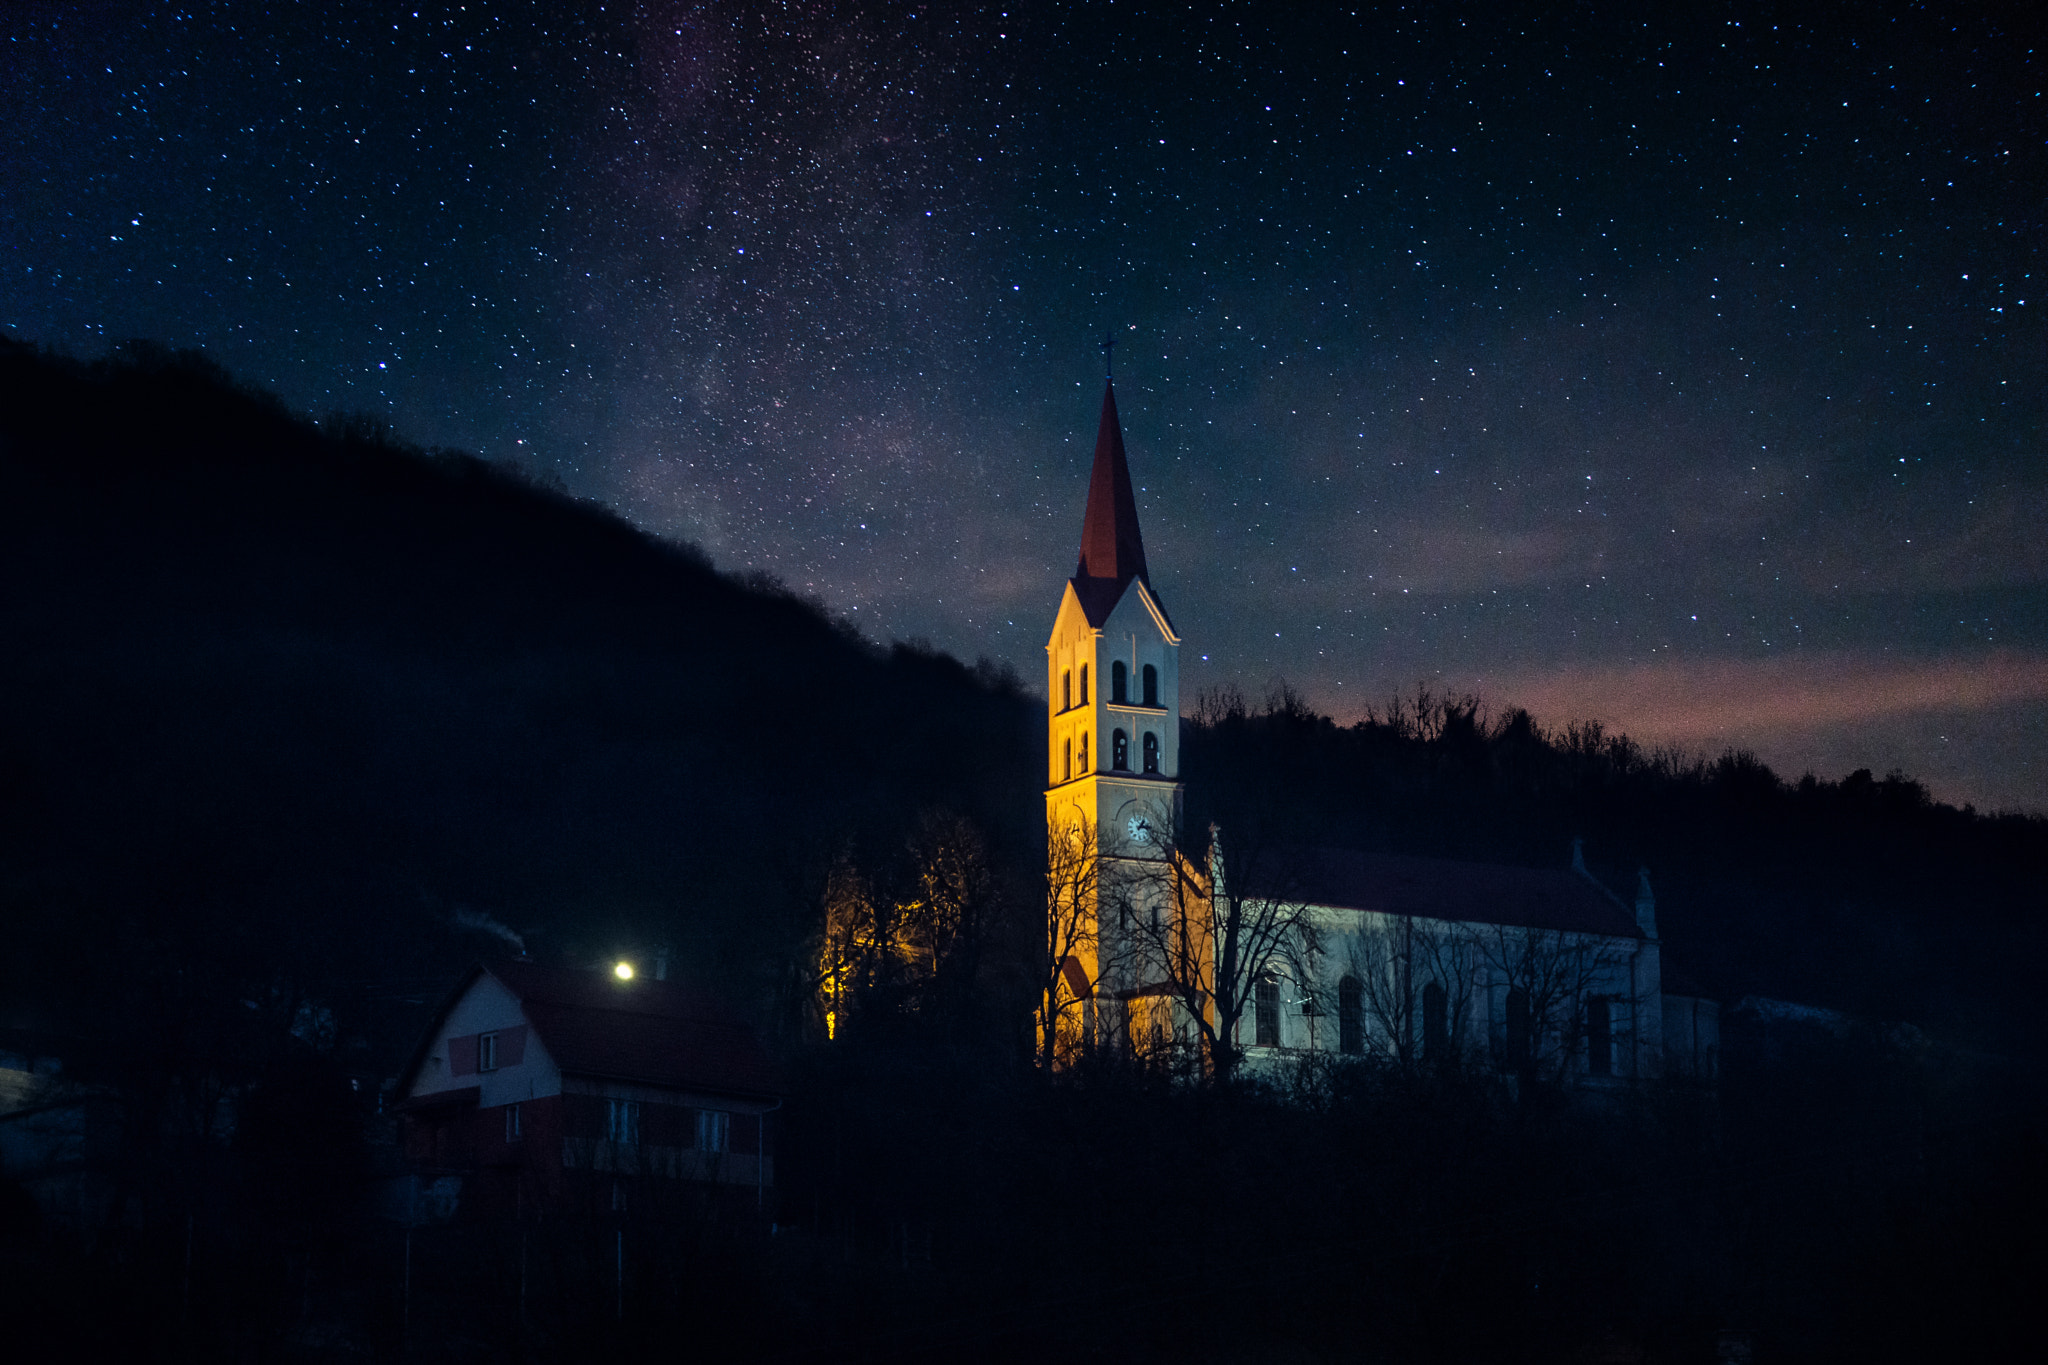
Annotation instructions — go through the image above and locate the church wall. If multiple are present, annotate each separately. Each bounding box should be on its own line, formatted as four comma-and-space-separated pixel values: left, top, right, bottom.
1232, 906, 1652, 1082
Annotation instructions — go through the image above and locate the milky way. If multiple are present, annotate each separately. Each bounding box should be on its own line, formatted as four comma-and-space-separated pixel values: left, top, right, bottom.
6, 1, 2043, 809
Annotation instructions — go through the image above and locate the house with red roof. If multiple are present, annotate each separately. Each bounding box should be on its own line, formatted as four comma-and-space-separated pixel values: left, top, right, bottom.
394, 960, 781, 1216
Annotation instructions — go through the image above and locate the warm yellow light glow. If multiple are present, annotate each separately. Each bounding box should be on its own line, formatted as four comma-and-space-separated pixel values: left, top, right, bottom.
614, 961, 634, 980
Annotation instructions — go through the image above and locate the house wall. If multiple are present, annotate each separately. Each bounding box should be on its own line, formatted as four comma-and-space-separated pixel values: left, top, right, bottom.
404, 1082, 779, 1207
408, 972, 563, 1108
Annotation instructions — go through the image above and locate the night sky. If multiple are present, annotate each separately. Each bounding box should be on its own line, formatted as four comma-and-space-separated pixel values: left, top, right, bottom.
7, 1, 2043, 811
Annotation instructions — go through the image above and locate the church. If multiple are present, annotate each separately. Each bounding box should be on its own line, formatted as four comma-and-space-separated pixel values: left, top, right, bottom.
1041, 376, 1720, 1086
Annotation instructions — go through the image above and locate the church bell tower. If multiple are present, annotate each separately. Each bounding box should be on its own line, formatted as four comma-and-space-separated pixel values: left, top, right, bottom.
1044, 374, 1184, 1040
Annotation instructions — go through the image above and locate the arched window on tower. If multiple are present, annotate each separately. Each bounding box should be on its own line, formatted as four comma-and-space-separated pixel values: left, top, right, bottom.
1112, 661, 1128, 703
1142, 731, 1160, 774
1142, 664, 1159, 707
1338, 976, 1364, 1055
1255, 976, 1281, 1048
1078, 664, 1089, 704
1061, 670, 1072, 712
1062, 738, 1071, 783
1078, 731, 1089, 773
1111, 729, 1129, 771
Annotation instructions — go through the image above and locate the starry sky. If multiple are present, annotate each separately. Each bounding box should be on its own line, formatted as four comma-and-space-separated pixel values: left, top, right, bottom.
7, 1, 2044, 811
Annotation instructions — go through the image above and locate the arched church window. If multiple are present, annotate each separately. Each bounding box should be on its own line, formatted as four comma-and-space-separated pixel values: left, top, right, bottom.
1112, 661, 1128, 704
1423, 981, 1448, 1062
1112, 729, 1129, 771
1586, 996, 1614, 1076
1338, 976, 1363, 1055
1062, 670, 1072, 712
1079, 664, 1089, 704
1142, 732, 1160, 774
1503, 988, 1531, 1073
1142, 664, 1159, 707
1062, 738, 1071, 783
1255, 976, 1281, 1048
1078, 731, 1089, 773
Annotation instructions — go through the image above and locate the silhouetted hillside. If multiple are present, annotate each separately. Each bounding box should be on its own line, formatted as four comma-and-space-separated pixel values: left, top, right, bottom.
0, 338, 1039, 1065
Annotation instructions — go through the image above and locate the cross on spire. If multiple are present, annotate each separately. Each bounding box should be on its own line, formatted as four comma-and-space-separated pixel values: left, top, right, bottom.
1101, 329, 1117, 380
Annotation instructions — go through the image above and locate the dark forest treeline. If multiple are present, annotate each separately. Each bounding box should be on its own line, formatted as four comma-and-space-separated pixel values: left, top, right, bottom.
3, 339, 2045, 1361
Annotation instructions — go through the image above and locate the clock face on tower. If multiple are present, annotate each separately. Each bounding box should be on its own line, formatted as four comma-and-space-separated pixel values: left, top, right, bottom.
1127, 814, 1152, 844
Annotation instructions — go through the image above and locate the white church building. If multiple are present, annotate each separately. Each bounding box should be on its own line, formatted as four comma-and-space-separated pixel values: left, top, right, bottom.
1041, 376, 1719, 1086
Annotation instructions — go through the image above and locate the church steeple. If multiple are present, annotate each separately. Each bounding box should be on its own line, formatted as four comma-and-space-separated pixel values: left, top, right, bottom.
1043, 370, 1185, 1068
1075, 382, 1149, 587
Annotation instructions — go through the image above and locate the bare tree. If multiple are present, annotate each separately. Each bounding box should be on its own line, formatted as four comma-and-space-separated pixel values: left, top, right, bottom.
812, 812, 1000, 1039
1037, 814, 1099, 1069
1471, 924, 1635, 1085
1342, 917, 1484, 1072
898, 810, 998, 1024
1113, 820, 1322, 1085
814, 846, 883, 1040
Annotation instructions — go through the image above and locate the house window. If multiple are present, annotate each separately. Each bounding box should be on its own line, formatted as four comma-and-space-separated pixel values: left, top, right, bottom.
1423, 981, 1448, 1061
606, 1099, 641, 1145
1112, 729, 1129, 770
1078, 731, 1089, 773
1255, 977, 1281, 1048
696, 1109, 730, 1153
1142, 664, 1159, 707
1078, 664, 1089, 704
1338, 976, 1363, 1055
1062, 670, 1072, 711
478, 1032, 499, 1072
1142, 731, 1160, 774
505, 1103, 522, 1143
1586, 996, 1614, 1076
1112, 661, 1128, 703
1062, 738, 1072, 782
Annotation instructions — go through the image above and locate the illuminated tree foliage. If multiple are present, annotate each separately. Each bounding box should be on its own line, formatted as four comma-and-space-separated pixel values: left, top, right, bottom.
813, 811, 1000, 1040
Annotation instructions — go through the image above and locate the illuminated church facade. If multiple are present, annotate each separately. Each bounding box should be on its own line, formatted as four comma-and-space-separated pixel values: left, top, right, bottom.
1041, 379, 1720, 1085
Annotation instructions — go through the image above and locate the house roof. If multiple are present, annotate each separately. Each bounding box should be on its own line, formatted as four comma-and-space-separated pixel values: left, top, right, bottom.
1280, 847, 1645, 940
404, 961, 781, 1101
1069, 380, 1171, 629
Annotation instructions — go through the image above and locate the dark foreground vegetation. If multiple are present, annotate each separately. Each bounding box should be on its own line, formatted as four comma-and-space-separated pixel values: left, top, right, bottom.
2, 340, 2044, 1360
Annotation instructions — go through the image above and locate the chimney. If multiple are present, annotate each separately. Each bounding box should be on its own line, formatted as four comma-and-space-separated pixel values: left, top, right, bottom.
1570, 836, 1587, 874
1634, 867, 1659, 939
653, 945, 671, 981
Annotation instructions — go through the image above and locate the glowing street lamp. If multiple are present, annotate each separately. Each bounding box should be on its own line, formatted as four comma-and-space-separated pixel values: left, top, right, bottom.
614, 961, 634, 981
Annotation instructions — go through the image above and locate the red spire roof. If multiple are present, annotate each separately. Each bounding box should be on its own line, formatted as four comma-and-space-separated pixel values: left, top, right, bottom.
1075, 381, 1148, 585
